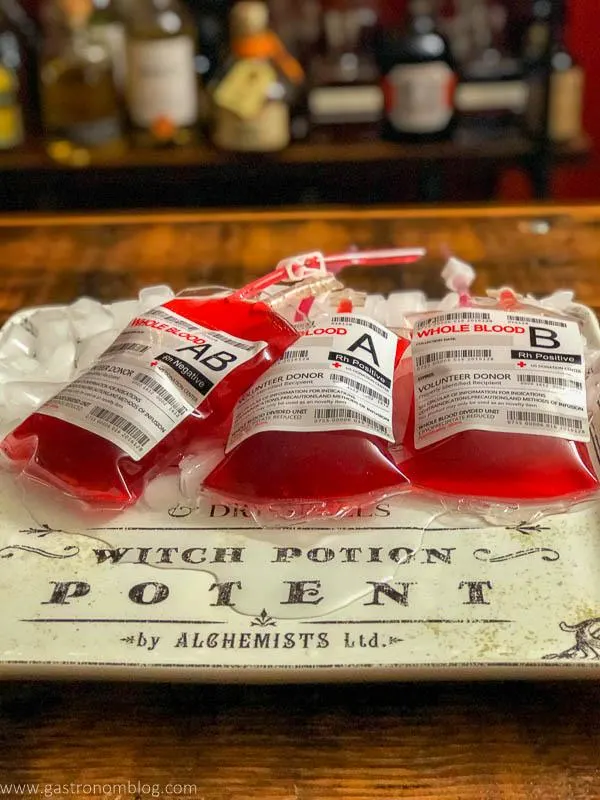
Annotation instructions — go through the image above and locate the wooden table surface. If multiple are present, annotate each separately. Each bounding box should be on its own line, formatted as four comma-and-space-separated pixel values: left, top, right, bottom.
0, 203, 599, 799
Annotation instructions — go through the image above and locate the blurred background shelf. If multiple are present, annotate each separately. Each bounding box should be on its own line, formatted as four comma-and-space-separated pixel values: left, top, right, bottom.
0, 133, 591, 210
0, 0, 596, 210
0, 132, 592, 170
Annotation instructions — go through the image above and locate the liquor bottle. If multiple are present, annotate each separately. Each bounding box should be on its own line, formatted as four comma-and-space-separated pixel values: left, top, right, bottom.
269, 0, 321, 64
451, 0, 526, 140
210, 1, 304, 152
0, 1, 25, 148
125, 0, 199, 146
307, 0, 383, 140
524, 0, 584, 143
375, 0, 456, 142
40, 0, 125, 163
88, 0, 127, 93
186, 0, 228, 83
522, 0, 551, 69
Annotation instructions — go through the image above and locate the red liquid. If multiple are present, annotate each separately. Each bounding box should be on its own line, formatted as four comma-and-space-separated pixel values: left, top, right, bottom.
399, 395, 598, 502
205, 429, 408, 513
205, 338, 410, 514
2, 296, 298, 509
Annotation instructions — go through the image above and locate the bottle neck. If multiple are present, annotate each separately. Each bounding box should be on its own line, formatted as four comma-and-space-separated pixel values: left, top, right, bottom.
231, 29, 272, 59
67, 21, 90, 51
550, 15, 566, 50
407, 0, 436, 33
231, 28, 304, 83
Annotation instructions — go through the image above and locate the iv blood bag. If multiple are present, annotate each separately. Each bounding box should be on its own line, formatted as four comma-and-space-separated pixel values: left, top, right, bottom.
204, 313, 411, 517
397, 307, 598, 502
2, 295, 298, 509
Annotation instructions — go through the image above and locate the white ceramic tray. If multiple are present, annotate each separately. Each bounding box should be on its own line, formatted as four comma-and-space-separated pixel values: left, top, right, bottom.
0, 300, 598, 682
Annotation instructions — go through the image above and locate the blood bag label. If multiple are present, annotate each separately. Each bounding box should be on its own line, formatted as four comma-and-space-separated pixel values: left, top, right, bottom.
412, 308, 589, 448
226, 314, 397, 451
38, 307, 267, 460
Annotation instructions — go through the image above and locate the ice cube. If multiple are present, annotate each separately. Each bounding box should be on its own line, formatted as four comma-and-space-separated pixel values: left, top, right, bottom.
32, 310, 71, 335
69, 297, 104, 317
364, 294, 386, 322
438, 292, 460, 310
33, 312, 73, 365
386, 291, 427, 329
142, 472, 183, 511
138, 285, 174, 313
0, 324, 37, 360
76, 330, 119, 372
179, 445, 225, 500
540, 291, 575, 311
4, 380, 60, 411
69, 297, 114, 341
109, 299, 140, 331
45, 341, 77, 382
8, 355, 39, 377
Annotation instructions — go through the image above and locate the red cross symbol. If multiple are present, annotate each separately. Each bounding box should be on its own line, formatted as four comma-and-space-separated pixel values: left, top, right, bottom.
517, 361, 526, 368
151, 361, 158, 366
332, 362, 342, 368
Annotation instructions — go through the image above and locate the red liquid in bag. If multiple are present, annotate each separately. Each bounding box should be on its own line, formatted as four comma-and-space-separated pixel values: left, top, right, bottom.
398, 297, 599, 503
2, 296, 298, 509
398, 385, 598, 502
204, 336, 410, 515
205, 429, 407, 513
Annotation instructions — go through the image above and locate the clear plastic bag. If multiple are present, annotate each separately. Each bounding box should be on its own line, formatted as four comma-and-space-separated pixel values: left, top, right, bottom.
1, 248, 424, 515
1, 292, 299, 511
394, 262, 598, 509
202, 309, 412, 522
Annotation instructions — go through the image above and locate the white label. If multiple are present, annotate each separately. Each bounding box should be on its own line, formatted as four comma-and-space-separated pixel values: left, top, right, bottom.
412, 309, 588, 448
455, 80, 527, 113
126, 37, 198, 127
385, 62, 454, 133
38, 307, 266, 461
213, 102, 290, 152
227, 314, 397, 452
309, 85, 384, 124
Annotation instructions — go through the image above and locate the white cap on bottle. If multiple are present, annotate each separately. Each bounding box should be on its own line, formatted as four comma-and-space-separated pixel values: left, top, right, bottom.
230, 1, 269, 37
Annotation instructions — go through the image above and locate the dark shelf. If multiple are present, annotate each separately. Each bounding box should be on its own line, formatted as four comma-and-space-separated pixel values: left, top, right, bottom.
0, 133, 591, 172
0, 132, 591, 210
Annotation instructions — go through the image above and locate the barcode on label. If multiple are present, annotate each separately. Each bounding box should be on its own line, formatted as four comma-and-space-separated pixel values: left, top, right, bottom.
314, 407, 388, 435
208, 329, 257, 352
506, 315, 567, 328
330, 373, 390, 406
330, 316, 389, 339
133, 372, 188, 416
88, 406, 150, 446
151, 308, 198, 332
151, 308, 258, 352
281, 349, 310, 362
506, 410, 584, 432
426, 311, 493, 323
516, 373, 583, 391
103, 343, 150, 356
415, 348, 493, 368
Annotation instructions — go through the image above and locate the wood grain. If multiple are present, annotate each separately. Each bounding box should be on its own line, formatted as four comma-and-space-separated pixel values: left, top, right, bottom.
0, 204, 599, 800
0, 681, 600, 799
0, 203, 599, 322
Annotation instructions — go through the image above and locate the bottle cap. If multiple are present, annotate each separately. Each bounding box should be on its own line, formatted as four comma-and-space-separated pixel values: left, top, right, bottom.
230, 1, 269, 38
